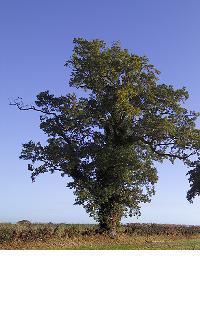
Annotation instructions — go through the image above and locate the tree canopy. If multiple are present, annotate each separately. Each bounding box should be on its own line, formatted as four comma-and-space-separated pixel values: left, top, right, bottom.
12, 38, 200, 234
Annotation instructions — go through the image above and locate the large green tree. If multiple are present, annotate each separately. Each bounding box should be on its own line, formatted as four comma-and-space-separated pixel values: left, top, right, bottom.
12, 38, 200, 235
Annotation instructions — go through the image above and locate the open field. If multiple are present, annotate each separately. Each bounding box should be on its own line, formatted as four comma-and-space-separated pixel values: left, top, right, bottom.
2, 235, 200, 250
1, 222, 200, 249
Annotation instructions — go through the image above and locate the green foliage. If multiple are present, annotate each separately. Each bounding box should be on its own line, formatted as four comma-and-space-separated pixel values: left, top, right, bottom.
13, 38, 200, 231
187, 162, 200, 202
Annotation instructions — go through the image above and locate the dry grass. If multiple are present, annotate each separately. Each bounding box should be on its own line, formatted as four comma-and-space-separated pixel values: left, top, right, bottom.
2, 233, 200, 250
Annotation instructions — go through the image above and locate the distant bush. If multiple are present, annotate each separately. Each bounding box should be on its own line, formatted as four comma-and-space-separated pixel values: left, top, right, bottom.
17, 220, 31, 225
123, 223, 200, 236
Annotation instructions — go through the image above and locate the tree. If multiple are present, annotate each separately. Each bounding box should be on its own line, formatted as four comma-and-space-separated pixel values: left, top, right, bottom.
187, 162, 200, 202
12, 38, 200, 235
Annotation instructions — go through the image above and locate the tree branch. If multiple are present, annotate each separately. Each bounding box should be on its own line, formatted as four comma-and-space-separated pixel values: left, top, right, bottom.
140, 137, 195, 160
9, 98, 58, 117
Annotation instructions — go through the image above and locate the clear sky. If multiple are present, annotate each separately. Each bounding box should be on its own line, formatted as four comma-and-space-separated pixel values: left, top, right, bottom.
1, 0, 200, 224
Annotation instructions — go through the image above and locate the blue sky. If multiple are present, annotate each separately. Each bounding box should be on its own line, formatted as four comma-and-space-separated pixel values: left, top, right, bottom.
1, 0, 200, 224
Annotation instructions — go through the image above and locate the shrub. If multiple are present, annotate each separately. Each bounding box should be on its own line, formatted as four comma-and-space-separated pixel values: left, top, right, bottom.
17, 220, 31, 225
0, 224, 15, 242
1, 222, 200, 245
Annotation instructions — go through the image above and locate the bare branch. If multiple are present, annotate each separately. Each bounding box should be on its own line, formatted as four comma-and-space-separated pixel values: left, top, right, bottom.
9, 98, 58, 117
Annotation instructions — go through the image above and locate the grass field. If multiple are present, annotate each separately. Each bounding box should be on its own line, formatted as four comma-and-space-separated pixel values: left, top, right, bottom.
1, 222, 200, 249
2, 235, 200, 250
4, 237, 200, 250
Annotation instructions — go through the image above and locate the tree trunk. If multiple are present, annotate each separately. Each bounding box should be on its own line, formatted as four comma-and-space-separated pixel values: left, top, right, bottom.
99, 210, 120, 238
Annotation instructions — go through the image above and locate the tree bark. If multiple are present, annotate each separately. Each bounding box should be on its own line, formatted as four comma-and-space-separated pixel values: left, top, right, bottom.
99, 209, 120, 237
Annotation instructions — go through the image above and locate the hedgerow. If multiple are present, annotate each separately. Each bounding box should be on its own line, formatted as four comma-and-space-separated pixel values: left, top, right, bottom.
0, 223, 200, 244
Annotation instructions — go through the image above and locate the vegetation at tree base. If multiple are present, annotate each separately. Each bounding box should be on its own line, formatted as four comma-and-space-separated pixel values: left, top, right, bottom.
1, 222, 200, 249
0, 222, 200, 241
12, 38, 200, 235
